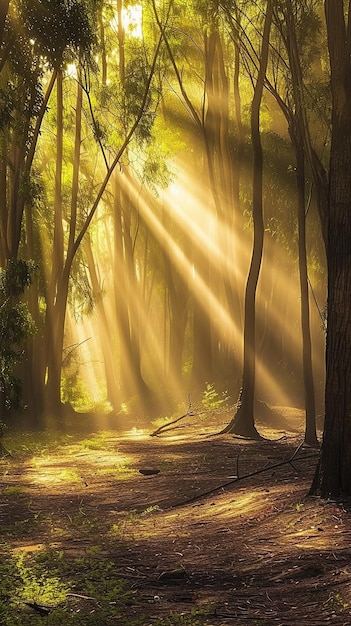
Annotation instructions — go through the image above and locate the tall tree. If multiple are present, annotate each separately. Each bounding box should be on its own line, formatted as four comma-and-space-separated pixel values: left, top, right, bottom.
271, 0, 319, 446
223, 0, 273, 438
310, 1, 351, 497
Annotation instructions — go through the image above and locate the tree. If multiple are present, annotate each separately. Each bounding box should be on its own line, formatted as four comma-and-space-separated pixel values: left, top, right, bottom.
0, 0, 95, 264
222, 0, 273, 438
0, 0, 97, 416
310, 1, 351, 497
270, 0, 320, 446
0, 0, 330, 425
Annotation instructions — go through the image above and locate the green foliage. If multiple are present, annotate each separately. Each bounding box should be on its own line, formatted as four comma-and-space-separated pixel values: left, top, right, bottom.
0, 260, 36, 412
16, 550, 69, 605
201, 383, 229, 411
0, 260, 35, 297
0, 548, 141, 626
18, 0, 97, 67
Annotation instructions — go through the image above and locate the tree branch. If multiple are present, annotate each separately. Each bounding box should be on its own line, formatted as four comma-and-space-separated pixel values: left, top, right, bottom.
174, 443, 318, 507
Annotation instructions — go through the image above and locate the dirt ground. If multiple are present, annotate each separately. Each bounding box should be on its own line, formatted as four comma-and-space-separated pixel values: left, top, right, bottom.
1, 406, 351, 625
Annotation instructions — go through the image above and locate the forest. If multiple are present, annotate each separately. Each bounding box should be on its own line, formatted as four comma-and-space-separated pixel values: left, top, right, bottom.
1, 0, 351, 494
2, 1, 351, 624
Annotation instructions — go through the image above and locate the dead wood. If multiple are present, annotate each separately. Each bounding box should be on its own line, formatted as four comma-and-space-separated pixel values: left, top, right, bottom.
150, 398, 202, 437
173, 442, 319, 507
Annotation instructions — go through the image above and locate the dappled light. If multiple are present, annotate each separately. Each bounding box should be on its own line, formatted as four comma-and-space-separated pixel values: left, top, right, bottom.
2, 425, 351, 624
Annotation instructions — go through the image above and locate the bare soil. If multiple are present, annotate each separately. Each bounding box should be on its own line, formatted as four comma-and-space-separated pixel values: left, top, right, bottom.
1, 407, 351, 625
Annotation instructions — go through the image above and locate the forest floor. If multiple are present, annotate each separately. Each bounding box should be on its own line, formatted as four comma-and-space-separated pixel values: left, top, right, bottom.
1, 405, 351, 625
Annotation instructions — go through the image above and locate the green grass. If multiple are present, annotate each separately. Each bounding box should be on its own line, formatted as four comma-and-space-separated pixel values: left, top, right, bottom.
0, 546, 139, 625
0, 545, 208, 625
2, 430, 74, 458
80, 434, 107, 450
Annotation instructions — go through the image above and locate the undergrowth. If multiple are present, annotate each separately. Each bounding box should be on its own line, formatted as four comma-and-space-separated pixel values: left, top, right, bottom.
0, 545, 207, 625
0, 546, 137, 625
0, 427, 211, 625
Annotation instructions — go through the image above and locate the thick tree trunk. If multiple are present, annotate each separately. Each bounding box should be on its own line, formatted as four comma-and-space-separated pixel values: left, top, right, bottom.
310, 0, 351, 496
311, 122, 351, 495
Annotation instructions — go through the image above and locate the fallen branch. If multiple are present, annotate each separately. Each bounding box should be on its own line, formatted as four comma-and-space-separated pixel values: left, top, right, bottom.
150, 397, 202, 437
174, 443, 319, 507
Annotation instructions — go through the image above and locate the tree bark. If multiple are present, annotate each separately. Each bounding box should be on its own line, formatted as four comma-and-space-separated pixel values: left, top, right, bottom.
113, 170, 152, 411
46, 72, 83, 411
310, 0, 351, 496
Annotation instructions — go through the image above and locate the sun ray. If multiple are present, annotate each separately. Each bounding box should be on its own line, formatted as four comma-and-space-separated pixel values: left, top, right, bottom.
63, 160, 325, 421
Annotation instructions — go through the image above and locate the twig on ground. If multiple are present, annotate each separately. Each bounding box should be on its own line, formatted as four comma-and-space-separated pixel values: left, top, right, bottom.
66, 593, 96, 601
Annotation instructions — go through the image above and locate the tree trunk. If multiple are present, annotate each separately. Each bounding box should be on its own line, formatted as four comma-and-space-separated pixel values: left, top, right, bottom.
223, 0, 272, 438
85, 235, 120, 409
117, 0, 125, 85
310, 0, 351, 496
113, 171, 152, 411
280, 1, 318, 446
45, 70, 64, 410
45, 72, 83, 412
0, 134, 8, 265
294, 128, 318, 447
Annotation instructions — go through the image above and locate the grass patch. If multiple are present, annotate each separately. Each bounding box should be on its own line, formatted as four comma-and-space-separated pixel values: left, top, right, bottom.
97, 462, 135, 477
80, 435, 107, 450
0, 546, 140, 625
2, 485, 26, 496
0, 545, 206, 625
2, 431, 74, 459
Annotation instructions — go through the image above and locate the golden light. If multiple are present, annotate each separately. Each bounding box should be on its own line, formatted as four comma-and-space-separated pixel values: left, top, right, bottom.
123, 4, 143, 39
66, 63, 78, 80
61, 157, 325, 423
109, 4, 143, 39
28, 445, 135, 488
